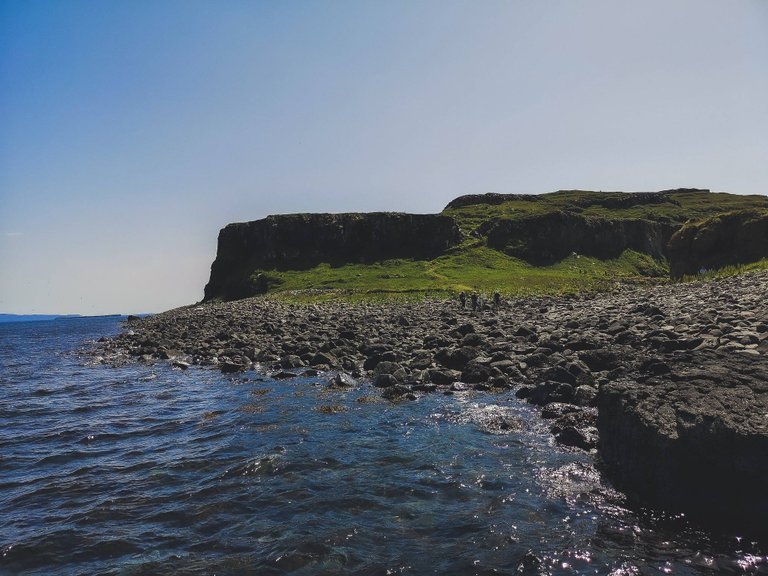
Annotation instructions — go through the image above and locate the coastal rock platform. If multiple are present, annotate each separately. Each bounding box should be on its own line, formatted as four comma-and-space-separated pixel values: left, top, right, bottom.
99, 271, 768, 537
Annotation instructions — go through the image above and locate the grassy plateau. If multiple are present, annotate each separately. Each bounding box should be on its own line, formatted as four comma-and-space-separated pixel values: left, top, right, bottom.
233, 189, 768, 302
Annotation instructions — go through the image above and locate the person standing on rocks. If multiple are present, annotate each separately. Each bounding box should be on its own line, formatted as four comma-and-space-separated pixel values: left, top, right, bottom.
493, 292, 501, 310
459, 292, 467, 309
471, 293, 479, 311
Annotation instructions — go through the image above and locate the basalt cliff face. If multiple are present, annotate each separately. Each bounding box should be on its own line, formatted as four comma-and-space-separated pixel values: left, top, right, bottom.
479, 212, 677, 265
668, 209, 768, 278
204, 212, 461, 301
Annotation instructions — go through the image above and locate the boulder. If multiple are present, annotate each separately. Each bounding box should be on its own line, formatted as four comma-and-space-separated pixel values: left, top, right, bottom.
598, 368, 768, 538
382, 384, 413, 399
329, 372, 356, 388
428, 368, 461, 385
435, 346, 481, 370
310, 351, 339, 367
220, 360, 248, 373
279, 355, 304, 369
578, 349, 620, 372
461, 360, 498, 384
373, 361, 407, 381
555, 426, 596, 451
373, 373, 399, 388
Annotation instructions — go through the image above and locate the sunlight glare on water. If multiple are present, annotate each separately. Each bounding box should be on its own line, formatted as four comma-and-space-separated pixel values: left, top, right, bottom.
0, 318, 766, 575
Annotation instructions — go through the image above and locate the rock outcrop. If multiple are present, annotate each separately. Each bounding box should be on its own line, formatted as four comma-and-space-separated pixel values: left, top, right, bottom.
204, 212, 462, 301
479, 212, 677, 265
668, 209, 768, 278
599, 366, 768, 537
594, 271, 768, 538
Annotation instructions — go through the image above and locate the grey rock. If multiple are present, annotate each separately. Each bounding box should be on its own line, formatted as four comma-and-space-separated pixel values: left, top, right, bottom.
280, 355, 304, 369
540, 402, 580, 419
460, 333, 487, 347
555, 426, 596, 451
373, 373, 398, 388
574, 384, 598, 407
373, 361, 407, 381
461, 360, 495, 384
382, 384, 413, 399
329, 372, 356, 388
311, 351, 338, 367
428, 368, 461, 385
578, 349, 619, 371
220, 361, 247, 374
456, 323, 475, 335
515, 325, 536, 337
541, 365, 576, 385
436, 346, 481, 370
599, 369, 768, 537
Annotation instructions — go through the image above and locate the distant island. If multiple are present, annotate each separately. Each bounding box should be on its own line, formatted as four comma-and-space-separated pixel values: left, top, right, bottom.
0, 314, 123, 323
0, 314, 81, 323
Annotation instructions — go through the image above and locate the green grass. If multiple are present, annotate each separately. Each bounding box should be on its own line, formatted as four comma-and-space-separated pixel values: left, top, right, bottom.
442, 189, 768, 234
583, 191, 768, 222
253, 242, 668, 302
222, 189, 767, 303
677, 258, 768, 283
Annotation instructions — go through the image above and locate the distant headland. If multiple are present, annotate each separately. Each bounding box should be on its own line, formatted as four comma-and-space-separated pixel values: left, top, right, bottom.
202, 188, 768, 302
0, 314, 124, 323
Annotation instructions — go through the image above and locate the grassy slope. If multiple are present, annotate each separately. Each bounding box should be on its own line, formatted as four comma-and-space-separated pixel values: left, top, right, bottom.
681, 258, 768, 281
442, 190, 768, 234
262, 245, 665, 302
247, 190, 767, 301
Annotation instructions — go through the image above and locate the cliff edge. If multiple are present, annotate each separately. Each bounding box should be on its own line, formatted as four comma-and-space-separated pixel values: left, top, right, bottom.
479, 212, 677, 265
204, 212, 461, 301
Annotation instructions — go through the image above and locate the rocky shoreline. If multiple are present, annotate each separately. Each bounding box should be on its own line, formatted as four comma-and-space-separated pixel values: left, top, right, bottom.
97, 271, 768, 538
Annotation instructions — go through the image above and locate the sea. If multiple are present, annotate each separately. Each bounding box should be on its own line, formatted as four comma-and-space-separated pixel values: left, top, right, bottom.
1, 317, 766, 575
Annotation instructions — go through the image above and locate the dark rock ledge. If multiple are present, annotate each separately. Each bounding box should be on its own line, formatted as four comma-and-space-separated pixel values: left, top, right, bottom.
96, 271, 768, 538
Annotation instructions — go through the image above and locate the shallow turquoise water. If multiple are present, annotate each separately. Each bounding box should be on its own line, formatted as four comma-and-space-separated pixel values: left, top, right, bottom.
1, 318, 765, 575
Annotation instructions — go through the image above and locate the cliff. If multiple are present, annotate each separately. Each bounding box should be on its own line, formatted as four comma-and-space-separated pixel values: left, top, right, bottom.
203, 212, 462, 301
667, 209, 768, 278
479, 211, 677, 265
202, 189, 768, 301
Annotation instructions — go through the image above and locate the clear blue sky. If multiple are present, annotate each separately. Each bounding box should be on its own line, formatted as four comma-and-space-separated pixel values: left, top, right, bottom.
1, 0, 767, 314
